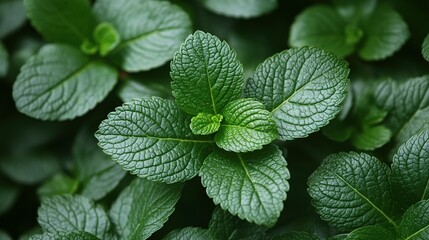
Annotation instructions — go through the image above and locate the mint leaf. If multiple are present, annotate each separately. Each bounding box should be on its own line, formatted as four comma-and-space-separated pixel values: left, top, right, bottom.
200, 145, 290, 227
308, 152, 395, 231
162, 227, 213, 240
110, 178, 183, 240
423, 33, 429, 62
0, 42, 8, 77
198, 0, 277, 18
29, 232, 99, 240
351, 125, 392, 151
346, 225, 396, 240
13, 44, 117, 121
24, 0, 95, 46
215, 98, 278, 152
243, 47, 349, 141
274, 231, 320, 240
171, 30, 244, 115
398, 200, 429, 239
118, 74, 172, 102
93, 0, 191, 72
391, 131, 429, 208
93, 22, 120, 57
0, 0, 26, 39
37, 174, 78, 200
191, 113, 223, 135
38, 195, 111, 239
96, 97, 214, 183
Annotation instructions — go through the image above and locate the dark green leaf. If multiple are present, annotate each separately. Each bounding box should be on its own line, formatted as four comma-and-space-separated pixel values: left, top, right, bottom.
0, 0, 26, 39
13, 44, 117, 120
190, 113, 223, 135
215, 98, 278, 152
162, 227, 213, 240
96, 97, 214, 183
346, 225, 396, 240
29, 232, 99, 240
37, 174, 78, 200
110, 178, 183, 240
322, 119, 353, 142
198, 0, 277, 18
0, 180, 19, 215
423, 33, 429, 62
274, 231, 320, 240
200, 145, 290, 227
93, 22, 120, 57
171, 30, 244, 115
351, 125, 392, 151
243, 47, 349, 140
0, 42, 7, 77
308, 152, 395, 231
398, 200, 429, 240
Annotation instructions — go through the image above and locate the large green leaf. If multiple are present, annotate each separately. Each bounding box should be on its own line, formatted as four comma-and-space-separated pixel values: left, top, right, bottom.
0, 0, 26, 39
243, 47, 349, 141
110, 178, 183, 240
93, 0, 191, 72
200, 145, 290, 227
29, 232, 99, 240
308, 152, 395, 231
391, 131, 429, 208
171, 30, 244, 115
346, 225, 396, 240
96, 97, 214, 183
423, 33, 429, 62
198, 0, 277, 18
13, 44, 117, 121
215, 98, 278, 152
24, 0, 94, 46
162, 227, 213, 240
38, 195, 111, 239
398, 200, 429, 240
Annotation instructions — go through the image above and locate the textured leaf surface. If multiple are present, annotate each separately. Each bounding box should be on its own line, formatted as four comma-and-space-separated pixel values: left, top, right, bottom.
0, 43, 8, 77
190, 113, 223, 135
423, 33, 429, 62
0, 0, 26, 39
346, 225, 396, 240
13, 44, 117, 120
391, 131, 429, 208
29, 232, 99, 240
162, 227, 213, 240
96, 97, 214, 183
198, 0, 277, 18
38, 195, 110, 239
243, 47, 349, 140
93, 0, 191, 72
110, 178, 183, 240
308, 152, 395, 231
171, 31, 244, 115
24, 0, 94, 46
398, 200, 429, 240
215, 98, 278, 152
200, 145, 289, 227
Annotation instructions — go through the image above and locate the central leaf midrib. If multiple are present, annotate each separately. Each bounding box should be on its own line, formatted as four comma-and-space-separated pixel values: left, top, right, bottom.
200, 41, 217, 114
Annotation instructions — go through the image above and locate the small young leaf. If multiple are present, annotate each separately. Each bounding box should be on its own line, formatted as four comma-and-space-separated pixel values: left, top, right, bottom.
110, 178, 183, 240
93, 22, 120, 57
346, 225, 396, 240
0, 0, 26, 39
423, 33, 429, 62
38, 195, 111, 239
215, 98, 278, 152
13, 44, 117, 121
190, 113, 223, 135
351, 125, 392, 151
391, 130, 429, 208
243, 47, 349, 141
398, 200, 429, 239
308, 152, 395, 231
96, 97, 214, 183
0, 42, 8, 77
274, 231, 320, 240
162, 227, 213, 240
200, 145, 290, 227
93, 0, 191, 72
24, 0, 95, 46
198, 0, 277, 18
29, 232, 99, 240
171, 30, 244, 115
37, 174, 78, 200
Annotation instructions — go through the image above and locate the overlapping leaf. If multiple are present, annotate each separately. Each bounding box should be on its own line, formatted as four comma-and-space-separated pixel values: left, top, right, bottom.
162, 227, 213, 240
190, 113, 223, 135
398, 200, 429, 240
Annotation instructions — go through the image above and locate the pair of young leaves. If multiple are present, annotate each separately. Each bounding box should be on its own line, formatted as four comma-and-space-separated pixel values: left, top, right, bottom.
96, 30, 350, 226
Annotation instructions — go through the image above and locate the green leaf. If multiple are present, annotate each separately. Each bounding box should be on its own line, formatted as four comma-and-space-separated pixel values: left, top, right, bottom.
308, 152, 395, 231
215, 98, 278, 152
391, 130, 429, 208
29, 232, 99, 240
162, 227, 213, 240
190, 113, 223, 135
0, 230, 11, 240
346, 225, 396, 240
274, 231, 320, 240
289, 5, 354, 57
351, 125, 392, 151
93, 0, 191, 72
398, 200, 429, 240
24, 0, 95, 46
200, 145, 290, 227
243, 47, 349, 141
171, 30, 244, 115
333, 0, 377, 22
38, 195, 111, 239
423, 33, 429, 62
0, 42, 8, 77
198, 0, 277, 18
13, 44, 117, 121
93, 22, 120, 57
110, 178, 183, 240
322, 119, 353, 142
37, 174, 78, 200
0, 0, 26, 39
96, 97, 214, 183
0, 180, 19, 215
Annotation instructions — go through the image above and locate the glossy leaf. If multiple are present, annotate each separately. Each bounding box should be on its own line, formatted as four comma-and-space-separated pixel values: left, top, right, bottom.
190, 113, 223, 135
198, 0, 277, 18
162, 227, 213, 240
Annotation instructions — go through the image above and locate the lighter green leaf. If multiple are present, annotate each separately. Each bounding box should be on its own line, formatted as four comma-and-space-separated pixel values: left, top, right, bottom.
94, 22, 120, 57
13, 44, 117, 121
37, 174, 78, 200
96, 97, 214, 183
346, 225, 396, 240
198, 0, 277, 18
391, 131, 429, 208
110, 178, 183, 240
0, 42, 8, 77
162, 227, 213, 240
398, 200, 429, 240
38, 195, 111, 239
308, 152, 395, 231
93, 0, 191, 72
243, 47, 349, 141
24, 0, 94, 46
351, 125, 392, 151
215, 98, 278, 152
171, 30, 244, 115
333, 0, 377, 22
423, 33, 429, 62
29, 232, 99, 240
191, 113, 223, 135
200, 145, 290, 227
0, 0, 26, 39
